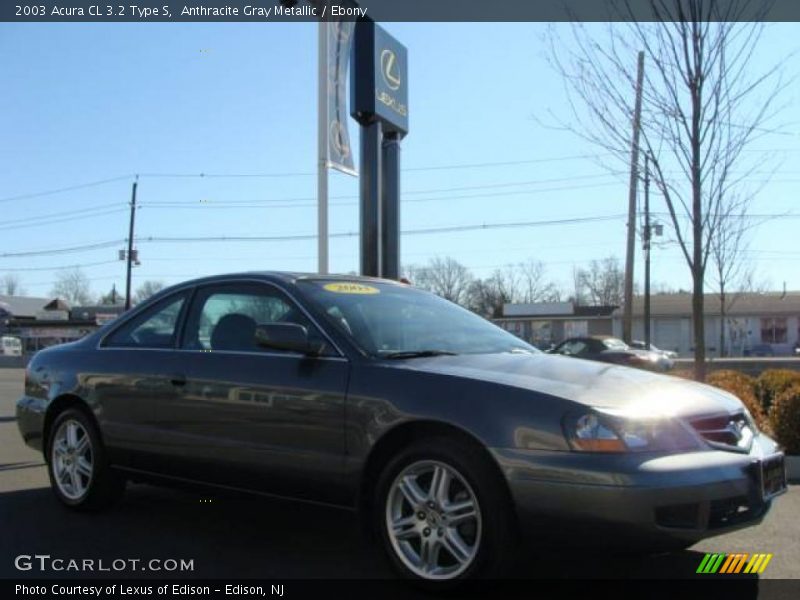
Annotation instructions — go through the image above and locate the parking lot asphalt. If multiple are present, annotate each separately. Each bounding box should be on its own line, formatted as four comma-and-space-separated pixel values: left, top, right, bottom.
1, 368, 797, 580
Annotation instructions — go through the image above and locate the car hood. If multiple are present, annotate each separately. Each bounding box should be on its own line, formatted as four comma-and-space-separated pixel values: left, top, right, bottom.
393, 352, 742, 419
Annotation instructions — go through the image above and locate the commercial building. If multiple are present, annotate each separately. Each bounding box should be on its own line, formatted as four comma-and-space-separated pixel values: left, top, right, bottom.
494, 302, 617, 350
611, 292, 800, 358
0, 295, 125, 354
497, 292, 800, 357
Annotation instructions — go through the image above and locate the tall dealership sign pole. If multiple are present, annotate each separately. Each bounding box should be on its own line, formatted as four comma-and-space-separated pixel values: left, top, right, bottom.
351, 20, 408, 278
318, 18, 358, 274
318, 24, 329, 274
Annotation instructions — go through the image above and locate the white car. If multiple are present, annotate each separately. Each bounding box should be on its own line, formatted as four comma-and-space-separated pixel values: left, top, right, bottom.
1, 335, 22, 357
630, 340, 678, 359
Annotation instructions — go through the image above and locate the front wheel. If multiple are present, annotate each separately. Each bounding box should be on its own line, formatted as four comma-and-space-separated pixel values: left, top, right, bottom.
374, 437, 516, 583
47, 408, 125, 511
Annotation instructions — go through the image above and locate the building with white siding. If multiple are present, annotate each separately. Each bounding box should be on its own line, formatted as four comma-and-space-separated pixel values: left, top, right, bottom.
611, 292, 800, 357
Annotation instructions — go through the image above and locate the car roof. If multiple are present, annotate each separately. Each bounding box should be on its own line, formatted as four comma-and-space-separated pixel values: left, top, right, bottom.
161, 271, 404, 288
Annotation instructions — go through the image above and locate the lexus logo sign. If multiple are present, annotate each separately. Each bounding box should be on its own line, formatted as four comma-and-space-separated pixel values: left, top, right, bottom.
380, 49, 401, 91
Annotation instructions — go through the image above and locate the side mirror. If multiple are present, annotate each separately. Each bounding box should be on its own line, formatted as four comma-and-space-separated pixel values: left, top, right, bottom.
254, 323, 323, 355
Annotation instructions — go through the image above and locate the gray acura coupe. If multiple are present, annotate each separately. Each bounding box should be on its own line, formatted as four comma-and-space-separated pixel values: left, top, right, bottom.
17, 273, 786, 582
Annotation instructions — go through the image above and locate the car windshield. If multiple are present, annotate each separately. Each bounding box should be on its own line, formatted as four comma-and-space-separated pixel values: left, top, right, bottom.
297, 280, 538, 358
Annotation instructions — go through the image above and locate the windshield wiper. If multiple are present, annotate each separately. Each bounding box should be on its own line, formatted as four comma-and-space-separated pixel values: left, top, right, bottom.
382, 350, 459, 359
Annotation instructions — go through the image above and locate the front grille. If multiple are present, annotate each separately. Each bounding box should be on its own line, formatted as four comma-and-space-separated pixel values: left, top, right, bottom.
690, 412, 754, 453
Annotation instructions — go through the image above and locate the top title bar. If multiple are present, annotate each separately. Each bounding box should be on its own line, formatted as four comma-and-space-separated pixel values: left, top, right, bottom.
3, 0, 799, 23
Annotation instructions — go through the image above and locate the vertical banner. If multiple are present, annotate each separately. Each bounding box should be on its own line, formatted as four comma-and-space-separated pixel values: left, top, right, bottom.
323, 19, 357, 175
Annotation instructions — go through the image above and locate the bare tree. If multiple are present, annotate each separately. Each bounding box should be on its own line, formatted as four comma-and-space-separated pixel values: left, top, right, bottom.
708, 193, 755, 356
1, 274, 25, 296
405, 257, 473, 305
547, 2, 785, 379
490, 265, 522, 305
465, 278, 508, 318
464, 261, 562, 317
465, 268, 519, 318
51, 268, 92, 306
517, 259, 561, 303
134, 280, 165, 304
575, 256, 625, 306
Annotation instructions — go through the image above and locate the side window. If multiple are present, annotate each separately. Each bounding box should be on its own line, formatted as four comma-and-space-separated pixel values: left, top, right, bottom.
561, 340, 587, 355
105, 292, 188, 348
182, 284, 321, 353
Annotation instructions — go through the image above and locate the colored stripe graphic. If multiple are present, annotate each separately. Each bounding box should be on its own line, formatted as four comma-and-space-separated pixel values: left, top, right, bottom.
758, 554, 773, 574
709, 554, 725, 573
698, 554, 725, 574
732, 554, 749, 574
746, 554, 764, 574
696, 554, 713, 573
719, 554, 736, 573
699, 552, 773, 574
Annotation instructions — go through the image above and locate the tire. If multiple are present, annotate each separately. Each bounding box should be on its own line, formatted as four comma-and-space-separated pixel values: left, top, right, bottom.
46, 408, 125, 511
373, 436, 516, 583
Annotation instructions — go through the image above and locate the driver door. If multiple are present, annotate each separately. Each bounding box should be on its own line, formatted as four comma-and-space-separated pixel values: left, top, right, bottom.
152, 281, 351, 504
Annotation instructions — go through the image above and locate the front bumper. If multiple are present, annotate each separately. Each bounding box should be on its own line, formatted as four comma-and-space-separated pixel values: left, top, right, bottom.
493, 433, 784, 548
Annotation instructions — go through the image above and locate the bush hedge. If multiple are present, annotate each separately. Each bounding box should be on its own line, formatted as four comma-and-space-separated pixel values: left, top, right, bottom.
769, 384, 800, 455
754, 369, 800, 413
705, 370, 767, 430
668, 368, 696, 381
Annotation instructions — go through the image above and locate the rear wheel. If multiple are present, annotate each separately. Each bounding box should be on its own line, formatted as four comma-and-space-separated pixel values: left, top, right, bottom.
374, 437, 516, 583
47, 408, 125, 511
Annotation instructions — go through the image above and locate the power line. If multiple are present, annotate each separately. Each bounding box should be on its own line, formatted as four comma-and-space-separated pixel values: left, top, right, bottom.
1, 202, 125, 226
137, 154, 618, 179
402, 154, 614, 171
0, 154, 621, 205
0, 260, 119, 273
137, 171, 313, 179
142, 174, 627, 208
0, 176, 133, 204
0, 214, 623, 259
0, 208, 128, 232
0, 240, 125, 259
136, 214, 627, 245
5, 148, 799, 207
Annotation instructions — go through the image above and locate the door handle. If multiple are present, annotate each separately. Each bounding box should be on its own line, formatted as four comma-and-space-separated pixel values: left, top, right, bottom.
170, 374, 187, 387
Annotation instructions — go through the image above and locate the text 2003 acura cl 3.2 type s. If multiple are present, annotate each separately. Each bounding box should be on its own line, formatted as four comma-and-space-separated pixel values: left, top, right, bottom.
17, 273, 787, 582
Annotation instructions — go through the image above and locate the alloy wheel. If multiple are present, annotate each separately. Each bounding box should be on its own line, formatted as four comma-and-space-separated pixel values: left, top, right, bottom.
385, 460, 482, 580
51, 419, 94, 501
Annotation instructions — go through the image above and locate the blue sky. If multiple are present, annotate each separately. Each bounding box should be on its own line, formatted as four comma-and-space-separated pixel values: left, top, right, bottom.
1, 22, 798, 300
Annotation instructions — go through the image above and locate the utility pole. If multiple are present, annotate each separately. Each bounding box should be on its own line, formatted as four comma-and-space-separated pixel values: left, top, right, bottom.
124, 177, 138, 311
622, 51, 645, 344
643, 153, 651, 349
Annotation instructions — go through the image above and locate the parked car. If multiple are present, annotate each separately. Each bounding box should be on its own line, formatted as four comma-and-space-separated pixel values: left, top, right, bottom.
548, 336, 674, 372
1, 335, 22, 357
629, 340, 678, 359
744, 343, 775, 357
17, 273, 785, 582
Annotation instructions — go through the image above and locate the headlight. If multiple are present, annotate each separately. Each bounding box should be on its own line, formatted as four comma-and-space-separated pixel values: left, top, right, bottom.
563, 410, 700, 453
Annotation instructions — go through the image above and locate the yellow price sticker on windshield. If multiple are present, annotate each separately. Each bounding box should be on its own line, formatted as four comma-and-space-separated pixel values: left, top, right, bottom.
323, 282, 380, 295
